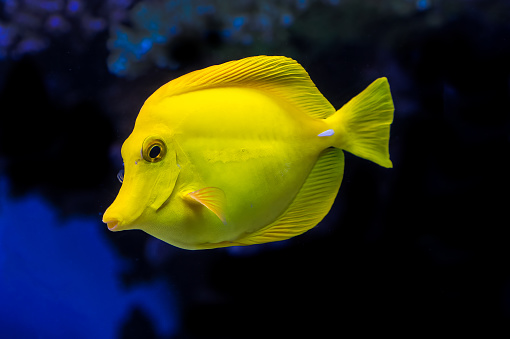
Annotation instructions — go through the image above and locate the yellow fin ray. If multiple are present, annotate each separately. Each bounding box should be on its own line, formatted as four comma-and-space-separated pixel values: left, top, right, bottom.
329, 77, 394, 168
148, 55, 335, 119
187, 187, 227, 224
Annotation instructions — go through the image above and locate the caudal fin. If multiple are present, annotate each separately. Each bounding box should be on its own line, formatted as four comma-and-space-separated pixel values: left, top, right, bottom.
327, 77, 394, 168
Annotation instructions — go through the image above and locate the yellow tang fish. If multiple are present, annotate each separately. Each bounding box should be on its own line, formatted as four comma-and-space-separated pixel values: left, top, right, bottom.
102, 55, 394, 250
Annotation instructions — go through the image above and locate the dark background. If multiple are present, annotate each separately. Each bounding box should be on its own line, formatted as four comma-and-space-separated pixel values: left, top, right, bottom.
0, 0, 509, 338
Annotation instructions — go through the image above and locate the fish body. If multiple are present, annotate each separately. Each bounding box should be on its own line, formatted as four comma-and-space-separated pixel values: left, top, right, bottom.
103, 56, 394, 250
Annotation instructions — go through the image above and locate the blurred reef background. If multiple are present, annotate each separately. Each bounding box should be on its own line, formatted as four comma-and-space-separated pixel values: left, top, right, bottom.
0, 0, 509, 338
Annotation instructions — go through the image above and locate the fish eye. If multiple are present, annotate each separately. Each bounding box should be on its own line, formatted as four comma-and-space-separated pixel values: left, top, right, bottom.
142, 138, 166, 163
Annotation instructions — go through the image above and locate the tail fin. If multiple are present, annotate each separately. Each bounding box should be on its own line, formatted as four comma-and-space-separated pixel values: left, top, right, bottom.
327, 77, 394, 168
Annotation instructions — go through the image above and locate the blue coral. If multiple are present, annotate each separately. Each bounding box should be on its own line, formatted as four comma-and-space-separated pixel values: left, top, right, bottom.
104, 0, 344, 77
0, 0, 439, 78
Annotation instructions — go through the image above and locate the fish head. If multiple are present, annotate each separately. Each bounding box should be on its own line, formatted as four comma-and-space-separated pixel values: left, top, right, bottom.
102, 127, 180, 232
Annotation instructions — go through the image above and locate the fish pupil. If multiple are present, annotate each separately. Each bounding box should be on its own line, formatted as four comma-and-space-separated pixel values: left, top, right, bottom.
149, 145, 161, 159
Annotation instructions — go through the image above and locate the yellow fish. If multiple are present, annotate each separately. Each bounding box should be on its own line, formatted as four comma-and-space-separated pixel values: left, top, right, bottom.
102, 55, 393, 250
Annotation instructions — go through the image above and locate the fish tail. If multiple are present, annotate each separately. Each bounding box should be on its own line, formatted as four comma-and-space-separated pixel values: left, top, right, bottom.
326, 77, 394, 168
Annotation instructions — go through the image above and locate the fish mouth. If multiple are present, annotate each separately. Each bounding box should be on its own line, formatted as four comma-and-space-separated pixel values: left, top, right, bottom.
103, 217, 120, 231
107, 221, 119, 231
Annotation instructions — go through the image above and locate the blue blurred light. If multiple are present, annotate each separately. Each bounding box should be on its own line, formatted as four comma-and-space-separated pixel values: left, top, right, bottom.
416, 0, 430, 11
296, 0, 308, 10
169, 25, 179, 36
111, 0, 132, 9
112, 26, 155, 62
16, 38, 47, 54
221, 29, 232, 39
109, 54, 128, 74
165, 0, 180, 11
86, 18, 106, 32
0, 25, 14, 48
281, 13, 293, 27
113, 29, 129, 49
196, 5, 215, 15
2, 0, 17, 15
139, 38, 153, 55
0, 177, 178, 338
47, 15, 64, 29
67, 0, 81, 13
233, 16, 245, 29
154, 34, 167, 43
26, 0, 62, 12
241, 34, 253, 45
257, 14, 270, 29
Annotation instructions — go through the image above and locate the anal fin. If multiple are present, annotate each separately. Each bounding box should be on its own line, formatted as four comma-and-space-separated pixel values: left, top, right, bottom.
233, 148, 345, 246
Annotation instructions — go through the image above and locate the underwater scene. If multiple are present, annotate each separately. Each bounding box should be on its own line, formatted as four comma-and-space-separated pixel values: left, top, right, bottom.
0, 0, 509, 338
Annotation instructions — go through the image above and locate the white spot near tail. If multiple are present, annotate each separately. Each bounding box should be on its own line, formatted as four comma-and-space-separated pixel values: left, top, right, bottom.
318, 129, 335, 137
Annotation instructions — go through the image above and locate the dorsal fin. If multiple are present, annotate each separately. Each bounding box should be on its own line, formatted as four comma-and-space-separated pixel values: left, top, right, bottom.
147, 56, 336, 119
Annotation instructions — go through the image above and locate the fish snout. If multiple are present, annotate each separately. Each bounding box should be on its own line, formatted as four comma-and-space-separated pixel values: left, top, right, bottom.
106, 219, 119, 231
102, 212, 121, 231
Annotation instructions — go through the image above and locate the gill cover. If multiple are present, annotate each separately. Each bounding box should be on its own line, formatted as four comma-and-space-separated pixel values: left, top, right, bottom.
141, 136, 180, 210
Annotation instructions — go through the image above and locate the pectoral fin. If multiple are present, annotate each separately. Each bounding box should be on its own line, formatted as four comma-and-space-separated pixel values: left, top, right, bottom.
186, 187, 227, 224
